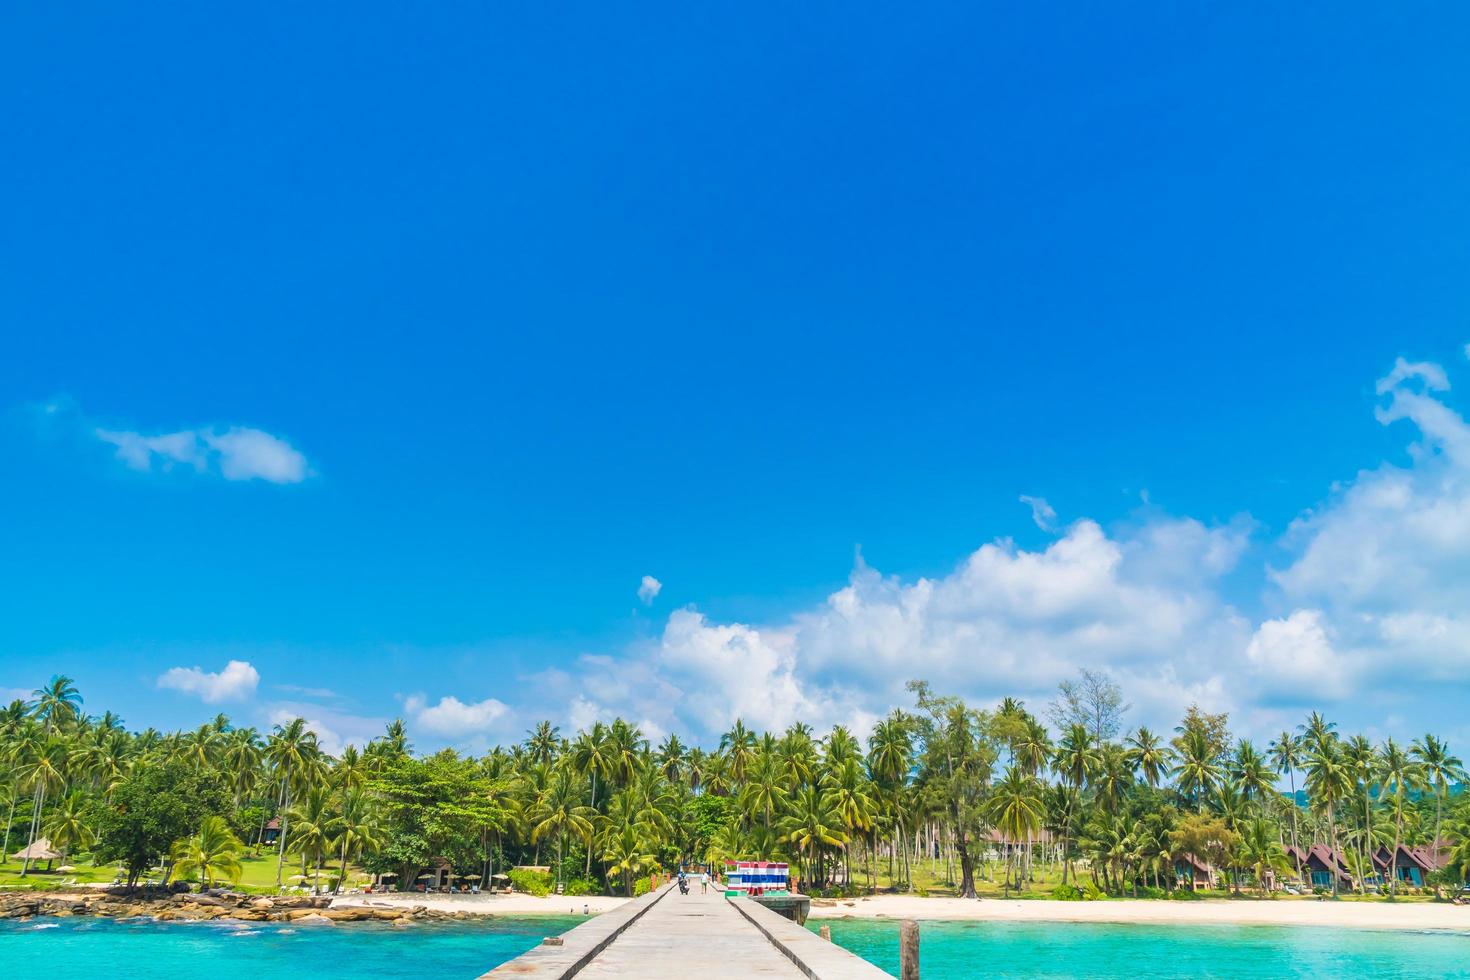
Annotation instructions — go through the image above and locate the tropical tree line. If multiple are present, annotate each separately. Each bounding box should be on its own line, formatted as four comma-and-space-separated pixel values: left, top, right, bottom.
3, 674, 1469, 898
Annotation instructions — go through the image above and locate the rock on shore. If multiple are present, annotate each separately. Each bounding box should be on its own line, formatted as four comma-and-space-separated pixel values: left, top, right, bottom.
0, 890, 474, 925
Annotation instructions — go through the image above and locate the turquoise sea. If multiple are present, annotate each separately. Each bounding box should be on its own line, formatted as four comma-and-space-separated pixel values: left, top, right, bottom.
0, 915, 580, 978
810, 918, 1470, 979
4, 915, 1468, 978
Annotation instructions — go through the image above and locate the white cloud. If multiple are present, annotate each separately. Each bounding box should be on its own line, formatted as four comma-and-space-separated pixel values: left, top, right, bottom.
203, 428, 310, 482
1264, 353, 1470, 697
158, 660, 260, 703
1244, 610, 1352, 701
1019, 495, 1057, 530
638, 575, 662, 605
405, 694, 510, 737
1375, 356, 1449, 396
96, 423, 310, 483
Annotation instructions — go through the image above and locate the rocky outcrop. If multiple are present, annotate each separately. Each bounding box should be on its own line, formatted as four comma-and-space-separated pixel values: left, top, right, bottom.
0, 890, 467, 925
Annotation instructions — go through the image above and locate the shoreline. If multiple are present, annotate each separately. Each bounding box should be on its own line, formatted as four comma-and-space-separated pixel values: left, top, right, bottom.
807, 895, 1470, 933
330, 892, 629, 916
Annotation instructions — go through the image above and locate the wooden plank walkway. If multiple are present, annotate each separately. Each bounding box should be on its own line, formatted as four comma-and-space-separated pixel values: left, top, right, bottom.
482, 884, 891, 979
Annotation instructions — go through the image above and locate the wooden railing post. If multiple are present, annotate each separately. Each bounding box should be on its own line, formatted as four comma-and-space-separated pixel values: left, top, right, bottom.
900, 919, 919, 979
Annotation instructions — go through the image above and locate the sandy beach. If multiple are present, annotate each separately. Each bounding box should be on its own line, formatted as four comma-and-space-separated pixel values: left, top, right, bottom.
808, 895, 1470, 932
328, 890, 1470, 933
330, 892, 630, 916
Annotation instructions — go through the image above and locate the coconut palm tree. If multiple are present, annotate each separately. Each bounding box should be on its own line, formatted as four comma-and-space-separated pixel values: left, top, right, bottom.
1411, 734, 1464, 856
781, 785, 847, 890
720, 720, 757, 785
602, 824, 657, 896
265, 718, 320, 889
331, 788, 382, 893
18, 733, 67, 875
1299, 712, 1337, 754
986, 766, 1044, 896
821, 757, 876, 886
1237, 817, 1289, 896
655, 734, 686, 784
524, 721, 561, 768
32, 676, 83, 732
529, 769, 595, 890
170, 816, 244, 890
1376, 738, 1423, 896
605, 719, 644, 789
1304, 738, 1351, 897
287, 785, 336, 892
1174, 729, 1222, 813
44, 791, 94, 865
1268, 730, 1304, 882
1230, 740, 1274, 804
1126, 727, 1173, 789
1052, 724, 1100, 884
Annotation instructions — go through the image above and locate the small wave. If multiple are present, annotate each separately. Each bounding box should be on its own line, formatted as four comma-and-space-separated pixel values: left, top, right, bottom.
23, 923, 60, 931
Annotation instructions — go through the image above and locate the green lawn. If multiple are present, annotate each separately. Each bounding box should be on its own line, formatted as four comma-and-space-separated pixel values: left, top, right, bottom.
0, 850, 367, 893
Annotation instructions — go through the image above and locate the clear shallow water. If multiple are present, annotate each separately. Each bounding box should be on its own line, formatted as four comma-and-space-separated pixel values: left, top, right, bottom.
810, 918, 1470, 979
7, 914, 1468, 979
0, 915, 581, 979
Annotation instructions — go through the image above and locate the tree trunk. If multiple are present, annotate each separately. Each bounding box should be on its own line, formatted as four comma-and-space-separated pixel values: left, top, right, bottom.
1287, 767, 1302, 883
954, 825, 977, 899
1327, 803, 1342, 898
1, 791, 16, 868
275, 779, 292, 890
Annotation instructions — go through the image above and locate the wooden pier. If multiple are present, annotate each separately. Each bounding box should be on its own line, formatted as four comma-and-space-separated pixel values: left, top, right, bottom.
481, 883, 891, 979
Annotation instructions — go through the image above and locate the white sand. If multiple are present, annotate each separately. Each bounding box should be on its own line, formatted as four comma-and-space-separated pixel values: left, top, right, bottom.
808, 895, 1470, 932
330, 892, 630, 916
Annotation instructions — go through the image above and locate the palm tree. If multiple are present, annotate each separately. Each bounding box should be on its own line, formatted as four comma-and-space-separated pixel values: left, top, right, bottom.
18, 733, 67, 875
1052, 724, 1100, 885
821, 757, 876, 886
265, 718, 320, 889
1299, 712, 1337, 754
529, 769, 595, 890
1340, 734, 1379, 893
331, 788, 381, 893
1173, 729, 1222, 812
170, 816, 244, 889
655, 734, 687, 784
1268, 731, 1304, 882
32, 676, 83, 732
721, 720, 757, 784
605, 719, 645, 789
1126, 727, 1173, 789
1230, 740, 1274, 804
44, 791, 95, 865
288, 785, 336, 892
1237, 817, 1289, 896
524, 721, 561, 768
602, 824, 657, 896
1304, 738, 1351, 897
1376, 738, 1422, 896
1411, 734, 1464, 856
986, 766, 1044, 896
780, 785, 847, 890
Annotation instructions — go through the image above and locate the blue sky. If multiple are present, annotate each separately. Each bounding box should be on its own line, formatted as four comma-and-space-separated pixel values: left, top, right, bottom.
3, 5, 1470, 751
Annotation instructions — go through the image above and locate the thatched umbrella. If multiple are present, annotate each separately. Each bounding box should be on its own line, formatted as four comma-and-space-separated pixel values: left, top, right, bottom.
11, 838, 60, 870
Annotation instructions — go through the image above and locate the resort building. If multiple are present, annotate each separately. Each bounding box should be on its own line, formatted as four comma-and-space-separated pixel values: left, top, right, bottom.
1285, 844, 1353, 890
1373, 843, 1447, 888
1172, 852, 1217, 890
